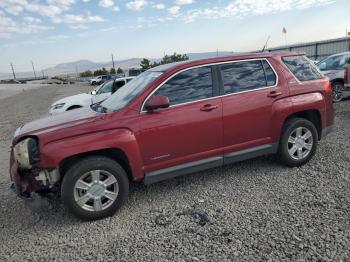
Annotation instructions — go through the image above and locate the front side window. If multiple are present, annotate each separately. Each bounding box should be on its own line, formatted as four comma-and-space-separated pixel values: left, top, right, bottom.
220, 60, 269, 95
152, 66, 213, 106
283, 55, 322, 81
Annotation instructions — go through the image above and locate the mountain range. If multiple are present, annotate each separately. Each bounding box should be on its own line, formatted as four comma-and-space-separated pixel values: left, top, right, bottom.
0, 51, 234, 80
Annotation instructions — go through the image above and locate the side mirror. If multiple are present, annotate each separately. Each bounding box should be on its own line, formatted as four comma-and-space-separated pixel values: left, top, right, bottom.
145, 95, 170, 111
91, 90, 97, 95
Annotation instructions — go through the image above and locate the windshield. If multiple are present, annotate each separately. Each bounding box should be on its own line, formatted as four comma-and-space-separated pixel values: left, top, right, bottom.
101, 71, 163, 111
91, 82, 105, 94
317, 54, 350, 71
96, 80, 113, 95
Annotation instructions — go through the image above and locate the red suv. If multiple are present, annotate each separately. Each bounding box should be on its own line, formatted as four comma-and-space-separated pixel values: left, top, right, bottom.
10, 52, 334, 220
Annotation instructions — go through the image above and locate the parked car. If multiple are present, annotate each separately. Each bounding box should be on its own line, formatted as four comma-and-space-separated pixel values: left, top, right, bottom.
128, 68, 145, 77
89, 75, 111, 85
316, 52, 350, 102
50, 77, 135, 115
10, 52, 334, 220
342, 57, 350, 99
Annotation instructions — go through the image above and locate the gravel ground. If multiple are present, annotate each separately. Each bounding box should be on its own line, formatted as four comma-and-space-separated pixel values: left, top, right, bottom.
0, 85, 349, 261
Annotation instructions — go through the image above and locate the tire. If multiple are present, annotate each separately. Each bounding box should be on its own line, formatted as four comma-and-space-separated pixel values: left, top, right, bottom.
332, 82, 344, 103
91, 81, 96, 86
61, 156, 129, 220
278, 118, 318, 167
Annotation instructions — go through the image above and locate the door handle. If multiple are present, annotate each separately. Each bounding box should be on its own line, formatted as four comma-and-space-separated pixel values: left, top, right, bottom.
200, 104, 218, 111
267, 91, 282, 98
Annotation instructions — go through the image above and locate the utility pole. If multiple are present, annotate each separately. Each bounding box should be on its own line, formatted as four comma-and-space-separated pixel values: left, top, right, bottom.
216, 48, 219, 57
31, 60, 37, 79
10, 63, 16, 80
111, 54, 115, 70
75, 64, 79, 78
41, 70, 44, 78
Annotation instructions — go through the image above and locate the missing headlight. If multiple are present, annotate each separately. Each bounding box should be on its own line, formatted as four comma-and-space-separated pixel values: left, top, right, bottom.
27, 138, 40, 165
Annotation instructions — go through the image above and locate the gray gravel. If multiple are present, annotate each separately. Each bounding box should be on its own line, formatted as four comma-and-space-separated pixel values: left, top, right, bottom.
0, 84, 349, 261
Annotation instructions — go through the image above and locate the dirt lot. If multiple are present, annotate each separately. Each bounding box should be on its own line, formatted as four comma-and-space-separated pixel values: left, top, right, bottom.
0, 84, 349, 261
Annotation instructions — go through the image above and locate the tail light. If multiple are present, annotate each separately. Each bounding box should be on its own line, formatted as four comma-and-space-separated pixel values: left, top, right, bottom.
323, 78, 332, 93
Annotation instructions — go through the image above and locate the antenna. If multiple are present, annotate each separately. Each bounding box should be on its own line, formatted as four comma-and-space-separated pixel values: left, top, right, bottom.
261, 35, 271, 52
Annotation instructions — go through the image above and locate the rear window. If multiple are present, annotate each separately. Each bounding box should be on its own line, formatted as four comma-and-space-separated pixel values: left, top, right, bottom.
283, 56, 322, 81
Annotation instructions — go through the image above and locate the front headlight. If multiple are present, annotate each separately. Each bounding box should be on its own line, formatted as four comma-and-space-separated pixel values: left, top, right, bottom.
13, 138, 40, 168
52, 103, 66, 110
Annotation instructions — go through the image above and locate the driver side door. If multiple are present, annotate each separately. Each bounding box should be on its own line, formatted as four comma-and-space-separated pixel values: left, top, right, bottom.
137, 65, 224, 182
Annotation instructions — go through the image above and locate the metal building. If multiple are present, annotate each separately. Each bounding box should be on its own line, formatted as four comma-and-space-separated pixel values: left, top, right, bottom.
268, 37, 350, 61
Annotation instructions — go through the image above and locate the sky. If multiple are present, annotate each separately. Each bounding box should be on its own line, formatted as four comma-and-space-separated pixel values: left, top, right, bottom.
0, 0, 349, 73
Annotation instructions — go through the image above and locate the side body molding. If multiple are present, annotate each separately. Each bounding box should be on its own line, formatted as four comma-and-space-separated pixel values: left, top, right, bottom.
144, 143, 278, 184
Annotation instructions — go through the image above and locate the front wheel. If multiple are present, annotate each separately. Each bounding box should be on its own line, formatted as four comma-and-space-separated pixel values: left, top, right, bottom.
332, 82, 344, 103
278, 118, 318, 167
61, 157, 129, 220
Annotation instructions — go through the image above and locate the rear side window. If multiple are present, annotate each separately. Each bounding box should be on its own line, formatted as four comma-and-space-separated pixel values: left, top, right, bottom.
262, 60, 277, 86
220, 60, 275, 95
153, 66, 213, 106
283, 56, 322, 81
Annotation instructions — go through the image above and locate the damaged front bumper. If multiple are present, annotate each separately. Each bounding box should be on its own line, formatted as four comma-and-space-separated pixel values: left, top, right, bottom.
10, 152, 60, 198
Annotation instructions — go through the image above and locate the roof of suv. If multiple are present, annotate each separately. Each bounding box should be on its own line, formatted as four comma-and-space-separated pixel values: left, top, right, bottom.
149, 51, 302, 73
327, 51, 350, 57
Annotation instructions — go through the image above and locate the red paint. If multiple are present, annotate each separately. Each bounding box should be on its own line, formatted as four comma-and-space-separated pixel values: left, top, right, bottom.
10, 52, 335, 193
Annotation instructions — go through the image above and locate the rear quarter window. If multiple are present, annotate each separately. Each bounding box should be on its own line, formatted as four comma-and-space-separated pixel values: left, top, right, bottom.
283, 56, 322, 82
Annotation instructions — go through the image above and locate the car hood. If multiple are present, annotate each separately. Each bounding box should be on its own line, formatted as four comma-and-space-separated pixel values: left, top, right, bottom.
52, 93, 93, 106
16, 106, 99, 139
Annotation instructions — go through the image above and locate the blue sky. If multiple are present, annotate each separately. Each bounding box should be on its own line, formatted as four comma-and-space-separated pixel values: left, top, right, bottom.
0, 0, 349, 72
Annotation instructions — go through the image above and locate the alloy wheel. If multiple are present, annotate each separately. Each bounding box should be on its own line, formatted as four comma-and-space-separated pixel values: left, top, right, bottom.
287, 127, 314, 160
332, 82, 344, 102
73, 170, 119, 212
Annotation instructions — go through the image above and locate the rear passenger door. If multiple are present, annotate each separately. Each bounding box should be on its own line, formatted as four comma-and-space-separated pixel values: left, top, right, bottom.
220, 59, 286, 162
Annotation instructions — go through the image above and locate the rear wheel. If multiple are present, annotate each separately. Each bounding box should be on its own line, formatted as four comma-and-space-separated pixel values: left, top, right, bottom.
332, 82, 344, 103
278, 118, 318, 167
61, 157, 129, 220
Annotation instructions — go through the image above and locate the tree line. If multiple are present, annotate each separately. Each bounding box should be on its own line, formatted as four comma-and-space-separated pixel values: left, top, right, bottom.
80, 67, 124, 77
140, 53, 189, 70
80, 53, 189, 77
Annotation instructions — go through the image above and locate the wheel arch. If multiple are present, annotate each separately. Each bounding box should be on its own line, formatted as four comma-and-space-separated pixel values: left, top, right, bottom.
331, 78, 344, 85
59, 148, 133, 181
67, 105, 83, 111
283, 109, 322, 140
